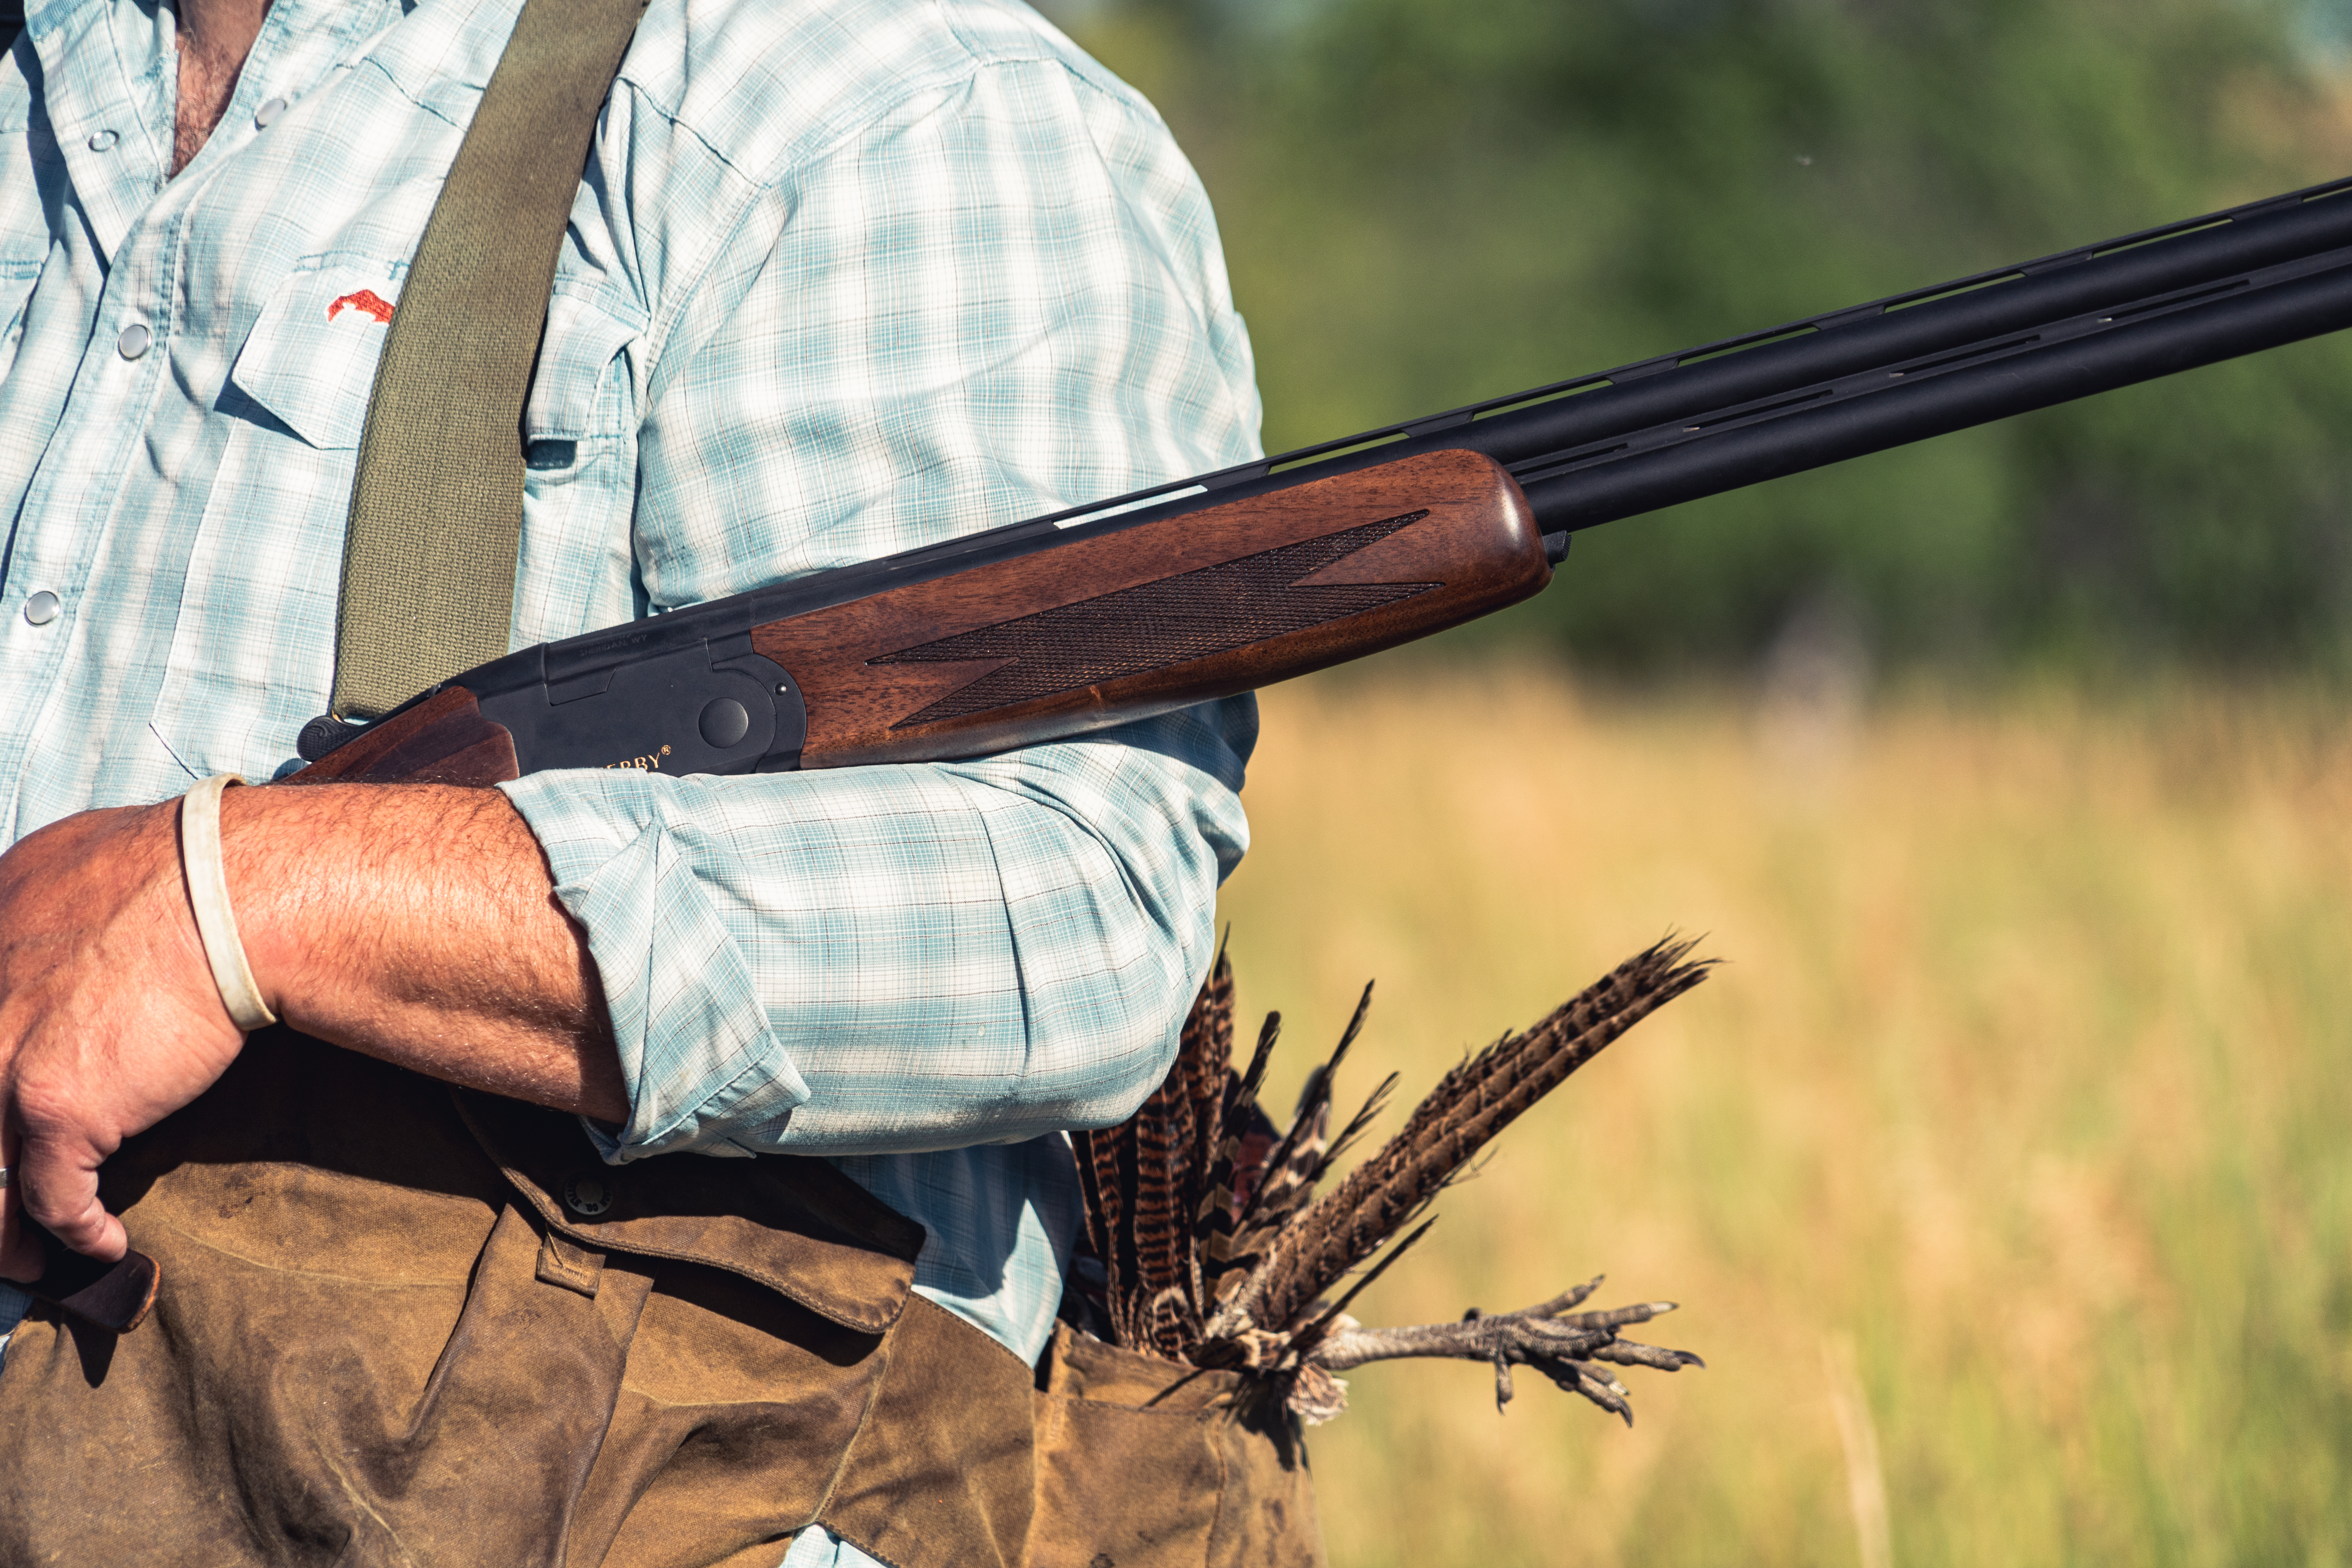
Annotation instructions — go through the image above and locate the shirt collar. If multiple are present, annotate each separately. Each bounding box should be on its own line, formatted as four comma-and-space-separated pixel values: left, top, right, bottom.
24, 0, 410, 262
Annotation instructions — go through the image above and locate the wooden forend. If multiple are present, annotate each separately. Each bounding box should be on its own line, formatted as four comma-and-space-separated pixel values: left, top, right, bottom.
282, 687, 522, 787
756, 449, 1548, 768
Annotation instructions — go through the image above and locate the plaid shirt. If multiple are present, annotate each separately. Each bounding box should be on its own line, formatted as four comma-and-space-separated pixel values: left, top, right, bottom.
0, 0, 1260, 1416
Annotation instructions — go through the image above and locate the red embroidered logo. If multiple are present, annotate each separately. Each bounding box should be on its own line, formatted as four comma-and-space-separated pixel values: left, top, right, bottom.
327, 289, 395, 324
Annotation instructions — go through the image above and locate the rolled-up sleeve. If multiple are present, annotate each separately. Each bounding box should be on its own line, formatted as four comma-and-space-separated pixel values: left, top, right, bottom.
505, 700, 1253, 1158
501, 33, 1265, 1159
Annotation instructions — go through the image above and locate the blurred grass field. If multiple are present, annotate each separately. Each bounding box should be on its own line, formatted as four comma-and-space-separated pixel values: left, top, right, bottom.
1215, 667, 2352, 1567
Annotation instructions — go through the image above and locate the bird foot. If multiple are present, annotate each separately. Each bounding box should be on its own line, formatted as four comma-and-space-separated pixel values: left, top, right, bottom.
1301, 1275, 1703, 1425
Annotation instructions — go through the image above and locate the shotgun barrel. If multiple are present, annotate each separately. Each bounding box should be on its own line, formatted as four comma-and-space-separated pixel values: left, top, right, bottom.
1026, 171, 2352, 535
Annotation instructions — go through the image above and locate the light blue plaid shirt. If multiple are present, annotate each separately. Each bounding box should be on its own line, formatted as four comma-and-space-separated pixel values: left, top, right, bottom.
0, 0, 1260, 1463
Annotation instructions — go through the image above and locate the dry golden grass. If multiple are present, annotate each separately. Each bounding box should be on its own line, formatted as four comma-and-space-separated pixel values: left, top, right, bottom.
1216, 666, 2352, 1567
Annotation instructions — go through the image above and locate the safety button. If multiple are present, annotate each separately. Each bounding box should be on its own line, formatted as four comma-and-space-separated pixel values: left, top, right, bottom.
699, 697, 751, 748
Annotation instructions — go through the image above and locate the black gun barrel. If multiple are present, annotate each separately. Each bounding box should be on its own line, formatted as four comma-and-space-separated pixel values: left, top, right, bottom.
954, 173, 2352, 557
1395, 179, 2352, 472
1516, 236, 2352, 530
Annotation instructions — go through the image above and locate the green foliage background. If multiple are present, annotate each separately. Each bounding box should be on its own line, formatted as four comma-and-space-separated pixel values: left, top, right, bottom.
1043, 0, 2352, 671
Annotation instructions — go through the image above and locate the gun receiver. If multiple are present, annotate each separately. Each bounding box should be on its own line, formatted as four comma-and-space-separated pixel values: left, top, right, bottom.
33, 172, 2352, 1329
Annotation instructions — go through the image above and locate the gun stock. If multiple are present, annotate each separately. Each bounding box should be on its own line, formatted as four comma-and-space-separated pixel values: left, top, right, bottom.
758, 450, 1543, 767
291, 686, 524, 787
292, 450, 1546, 784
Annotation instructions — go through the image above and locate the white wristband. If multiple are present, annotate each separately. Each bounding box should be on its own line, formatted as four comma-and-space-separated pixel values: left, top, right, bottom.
181, 773, 280, 1032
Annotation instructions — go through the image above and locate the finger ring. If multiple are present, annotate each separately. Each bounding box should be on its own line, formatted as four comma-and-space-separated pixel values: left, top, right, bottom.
0, 1166, 11, 1189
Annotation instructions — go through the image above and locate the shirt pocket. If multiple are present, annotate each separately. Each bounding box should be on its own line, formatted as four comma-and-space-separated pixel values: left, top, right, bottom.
225, 262, 644, 454
513, 286, 647, 645
525, 285, 643, 448
0, 95, 44, 386
160, 262, 647, 773
223, 257, 405, 449
149, 260, 405, 778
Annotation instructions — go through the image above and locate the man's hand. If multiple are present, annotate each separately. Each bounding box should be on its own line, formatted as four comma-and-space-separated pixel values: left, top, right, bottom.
0, 783, 625, 1281
0, 804, 243, 1275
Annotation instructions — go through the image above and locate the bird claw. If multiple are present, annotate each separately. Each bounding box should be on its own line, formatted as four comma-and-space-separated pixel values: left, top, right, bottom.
1589, 1338, 1706, 1372
1307, 1277, 1701, 1425
1570, 1364, 1635, 1426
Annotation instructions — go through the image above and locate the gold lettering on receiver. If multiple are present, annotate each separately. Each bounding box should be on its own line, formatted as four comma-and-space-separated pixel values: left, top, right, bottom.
605, 744, 673, 771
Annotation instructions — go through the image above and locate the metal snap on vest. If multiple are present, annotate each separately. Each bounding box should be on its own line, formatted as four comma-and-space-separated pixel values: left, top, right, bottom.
88, 130, 119, 152
561, 1173, 613, 1217
116, 323, 151, 359
254, 97, 288, 128
22, 591, 60, 626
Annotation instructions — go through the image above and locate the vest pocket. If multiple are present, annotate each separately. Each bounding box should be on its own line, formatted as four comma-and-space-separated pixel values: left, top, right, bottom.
1027, 1325, 1327, 1568
0, 1035, 924, 1568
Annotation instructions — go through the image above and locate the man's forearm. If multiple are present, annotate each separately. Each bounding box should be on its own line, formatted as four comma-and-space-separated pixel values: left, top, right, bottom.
229, 782, 625, 1122
0, 781, 622, 1276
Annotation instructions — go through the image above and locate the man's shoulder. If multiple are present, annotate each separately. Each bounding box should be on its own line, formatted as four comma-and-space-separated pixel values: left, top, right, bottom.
618, 0, 1159, 187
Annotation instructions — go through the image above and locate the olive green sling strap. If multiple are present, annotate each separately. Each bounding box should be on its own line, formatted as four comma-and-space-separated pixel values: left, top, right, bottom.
326, 0, 644, 722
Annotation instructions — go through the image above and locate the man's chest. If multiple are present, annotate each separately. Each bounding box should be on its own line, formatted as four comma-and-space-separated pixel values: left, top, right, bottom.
0, 0, 647, 837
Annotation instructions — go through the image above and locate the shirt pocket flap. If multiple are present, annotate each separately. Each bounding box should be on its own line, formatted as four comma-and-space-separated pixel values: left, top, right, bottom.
0, 255, 43, 375
226, 262, 405, 450
0, 255, 41, 325
523, 287, 643, 442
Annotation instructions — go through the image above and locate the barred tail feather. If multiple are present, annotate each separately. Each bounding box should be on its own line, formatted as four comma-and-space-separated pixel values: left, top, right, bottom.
1233, 981, 1373, 1238
1070, 936, 1713, 1381
1182, 943, 1238, 1196
1252, 938, 1712, 1334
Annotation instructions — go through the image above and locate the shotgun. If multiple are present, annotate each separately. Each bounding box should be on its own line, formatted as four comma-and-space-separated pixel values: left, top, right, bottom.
286, 170, 2352, 787
29, 171, 2352, 1328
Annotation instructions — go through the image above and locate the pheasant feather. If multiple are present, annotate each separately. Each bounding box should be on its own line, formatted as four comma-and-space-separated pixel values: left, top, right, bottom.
1249, 937, 1712, 1334
1063, 936, 1712, 1428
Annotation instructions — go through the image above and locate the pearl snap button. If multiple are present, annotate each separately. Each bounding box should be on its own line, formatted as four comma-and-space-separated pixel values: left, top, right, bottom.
88, 130, 119, 152
23, 591, 61, 626
254, 97, 288, 128
116, 322, 151, 359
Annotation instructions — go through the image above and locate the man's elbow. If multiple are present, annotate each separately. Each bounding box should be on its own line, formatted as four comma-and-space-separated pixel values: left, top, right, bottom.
1024, 970, 1192, 1134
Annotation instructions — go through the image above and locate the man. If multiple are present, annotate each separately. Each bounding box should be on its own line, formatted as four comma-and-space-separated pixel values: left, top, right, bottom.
0, 0, 1259, 1559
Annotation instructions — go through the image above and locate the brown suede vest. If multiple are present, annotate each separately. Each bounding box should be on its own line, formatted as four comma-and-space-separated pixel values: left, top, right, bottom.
0, 1034, 1322, 1567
